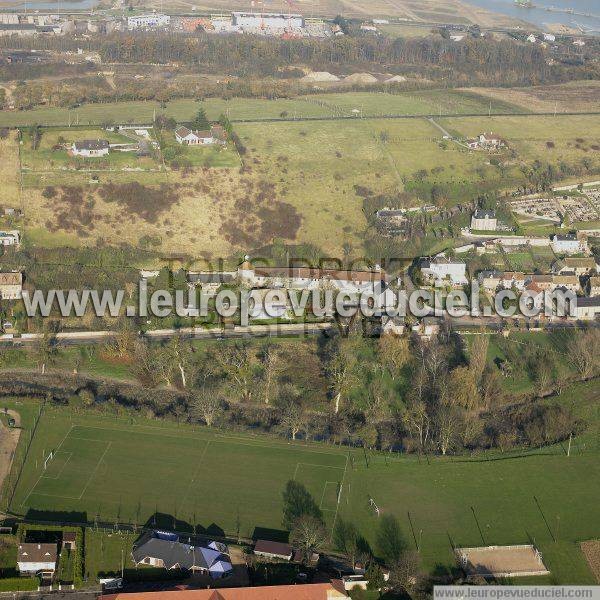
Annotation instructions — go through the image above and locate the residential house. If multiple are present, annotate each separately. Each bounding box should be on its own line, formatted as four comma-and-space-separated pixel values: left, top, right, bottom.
471, 209, 497, 231
468, 133, 506, 150
103, 581, 348, 600
478, 270, 527, 292
71, 139, 109, 157
0, 271, 22, 299
551, 234, 587, 255
527, 34, 536, 43
412, 316, 442, 341
552, 257, 597, 277
478, 270, 502, 292
17, 543, 57, 576
254, 540, 294, 561
0, 230, 20, 246
419, 256, 468, 287
175, 125, 226, 146
187, 271, 234, 293
573, 296, 600, 320
132, 531, 233, 579
586, 276, 600, 297
543, 33, 556, 41
381, 315, 405, 336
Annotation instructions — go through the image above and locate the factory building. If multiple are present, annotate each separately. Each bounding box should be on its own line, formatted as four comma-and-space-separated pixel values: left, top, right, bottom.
232, 11, 304, 29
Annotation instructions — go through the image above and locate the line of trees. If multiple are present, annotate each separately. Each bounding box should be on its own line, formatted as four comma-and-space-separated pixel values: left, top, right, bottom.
2, 323, 596, 456
2, 31, 598, 87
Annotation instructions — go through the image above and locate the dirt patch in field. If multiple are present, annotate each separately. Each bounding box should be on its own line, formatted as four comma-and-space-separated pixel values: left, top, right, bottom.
581, 540, 600, 583
98, 182, 181, 222
0, 409, 21, 499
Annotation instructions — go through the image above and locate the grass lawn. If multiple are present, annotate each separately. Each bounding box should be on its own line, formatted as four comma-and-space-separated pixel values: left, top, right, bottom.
85, 528, 137, 579
161, 131, 241, 169
304, 89, 522, 118
440, 115, 600, 170
0, 90, 524, 129
4, 379, 600, 584
19, 127, 163, 188
0, 131, 21, 209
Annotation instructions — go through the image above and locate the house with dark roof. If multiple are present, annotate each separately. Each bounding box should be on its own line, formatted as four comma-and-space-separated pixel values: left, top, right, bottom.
17, 543, 57, 576
132, 531, 233, 579
471, 209, 497, 231
71, 139, 109, 157
254, 540, 294, 561
573, 296, 600, 320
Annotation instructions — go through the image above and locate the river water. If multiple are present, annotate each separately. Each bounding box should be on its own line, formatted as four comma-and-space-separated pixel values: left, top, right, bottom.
465, 0, 600, 33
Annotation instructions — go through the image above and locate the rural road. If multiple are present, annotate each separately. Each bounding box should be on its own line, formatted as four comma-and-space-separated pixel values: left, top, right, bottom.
0, 322, 336, 347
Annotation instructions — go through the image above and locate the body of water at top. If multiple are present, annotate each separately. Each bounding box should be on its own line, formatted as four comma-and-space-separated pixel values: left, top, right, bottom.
465, 0, 600, 33
11, 0, 97, 10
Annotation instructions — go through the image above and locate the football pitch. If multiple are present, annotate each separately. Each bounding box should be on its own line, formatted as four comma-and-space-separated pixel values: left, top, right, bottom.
6, 395, 600, 582
11, 411, 348, 537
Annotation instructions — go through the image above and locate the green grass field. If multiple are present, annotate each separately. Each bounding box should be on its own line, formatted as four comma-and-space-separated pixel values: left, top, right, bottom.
19, 127, 163, 188
5, 383, 600, 583
0, 89, 525, 129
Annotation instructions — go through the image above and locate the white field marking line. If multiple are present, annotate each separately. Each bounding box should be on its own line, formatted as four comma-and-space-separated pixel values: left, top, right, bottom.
78, 441, 112, 500
320, 481, 338, 512
180, 440, 211, 508
68, 423, 214, 443
297, 462, 345, 470
63, 423, 344, 459
214, 434, 346, 457
26, 490, 83, 501
330, 453, 349, 539
41, 451, 72, 480
21, 425, 74, 507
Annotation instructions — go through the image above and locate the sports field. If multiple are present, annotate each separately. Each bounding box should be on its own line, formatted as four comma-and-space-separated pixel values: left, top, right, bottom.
11, 410, 348, 535
5, 383, 600, 582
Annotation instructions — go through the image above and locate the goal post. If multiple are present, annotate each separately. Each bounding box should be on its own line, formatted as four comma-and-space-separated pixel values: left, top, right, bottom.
43, 451, 54, 470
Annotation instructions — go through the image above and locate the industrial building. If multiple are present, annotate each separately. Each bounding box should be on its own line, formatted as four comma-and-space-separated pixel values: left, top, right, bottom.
232, 11, 304, 30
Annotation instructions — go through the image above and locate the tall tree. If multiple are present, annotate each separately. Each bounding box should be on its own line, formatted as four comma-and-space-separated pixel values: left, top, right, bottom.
191, 108, 210, 131
290, 515, 326, 564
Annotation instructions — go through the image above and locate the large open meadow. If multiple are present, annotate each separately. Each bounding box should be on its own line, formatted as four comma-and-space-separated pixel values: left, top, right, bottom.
17, 111, 600, 256
4, 377, 599, 583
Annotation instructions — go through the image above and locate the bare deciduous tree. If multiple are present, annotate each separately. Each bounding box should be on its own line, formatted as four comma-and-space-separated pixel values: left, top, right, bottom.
192, 386, 224, 427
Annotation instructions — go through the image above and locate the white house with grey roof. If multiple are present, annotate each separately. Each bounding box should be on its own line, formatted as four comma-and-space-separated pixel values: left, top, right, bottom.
551, 234, 587, 255
471, 209, 497, 231
71, 139, 109, 157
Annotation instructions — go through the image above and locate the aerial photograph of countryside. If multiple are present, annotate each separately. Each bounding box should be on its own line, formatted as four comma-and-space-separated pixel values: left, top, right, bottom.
0, 0, 598, 597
